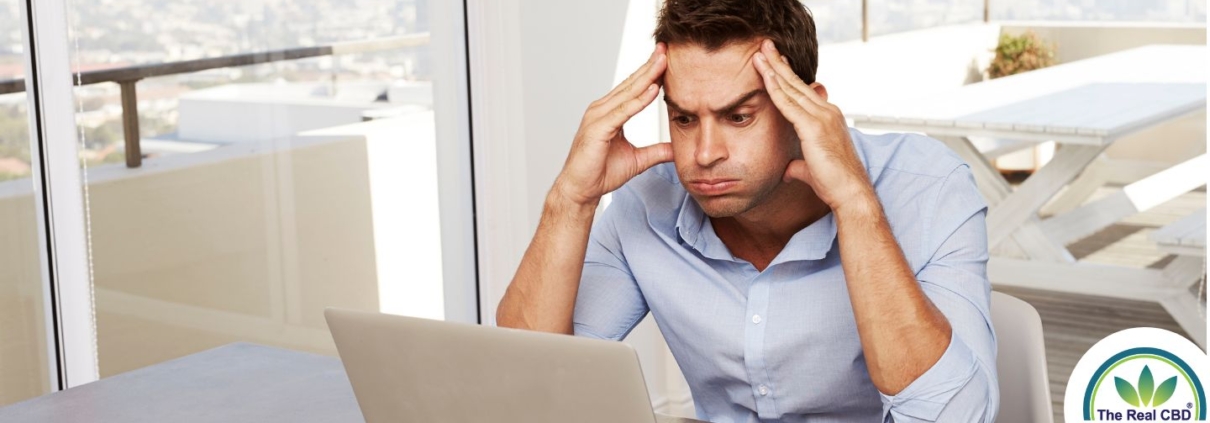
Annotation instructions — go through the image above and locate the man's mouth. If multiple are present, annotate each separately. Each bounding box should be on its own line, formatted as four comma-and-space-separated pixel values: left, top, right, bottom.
688, 179, 739, 195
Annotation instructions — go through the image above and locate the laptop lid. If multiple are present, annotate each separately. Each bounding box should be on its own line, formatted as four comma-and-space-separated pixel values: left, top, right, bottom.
324, 308, 659, 423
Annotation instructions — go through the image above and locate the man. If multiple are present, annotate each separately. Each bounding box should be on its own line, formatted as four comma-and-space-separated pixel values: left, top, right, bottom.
496, 0, 999, 421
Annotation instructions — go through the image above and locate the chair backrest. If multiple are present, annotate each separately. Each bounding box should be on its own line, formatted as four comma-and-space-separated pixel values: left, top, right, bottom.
991, 291, 1054, 423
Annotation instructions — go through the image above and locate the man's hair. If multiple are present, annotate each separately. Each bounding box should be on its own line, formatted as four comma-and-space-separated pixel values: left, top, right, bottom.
654, 0, 819, 84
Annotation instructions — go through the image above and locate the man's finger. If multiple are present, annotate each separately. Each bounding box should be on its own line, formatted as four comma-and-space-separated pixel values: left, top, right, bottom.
606, 51, 666, 111
756, 53, 825, 122
766, 60, 822, 111
601, 43, 666, 106
599, 83, 661, 133
633, 142, 674, 172
754, 53, 814, 125
761, 56, 815, 111
761, 42, 808, 88
783, 159, 809, 184
760, 40, 828, 109
601, 48, 656, 102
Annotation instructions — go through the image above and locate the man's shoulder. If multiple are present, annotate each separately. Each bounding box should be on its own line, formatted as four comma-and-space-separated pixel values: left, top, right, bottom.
849, 127, 967, 180
850, 129, 987, 269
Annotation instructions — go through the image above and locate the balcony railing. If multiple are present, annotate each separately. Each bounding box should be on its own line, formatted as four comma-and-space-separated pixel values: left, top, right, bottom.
0, 34, 428, 168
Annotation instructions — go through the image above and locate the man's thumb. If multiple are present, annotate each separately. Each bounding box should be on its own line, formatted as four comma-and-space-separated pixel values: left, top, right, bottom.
783, 159, 808, 183
635, 142, 674, 171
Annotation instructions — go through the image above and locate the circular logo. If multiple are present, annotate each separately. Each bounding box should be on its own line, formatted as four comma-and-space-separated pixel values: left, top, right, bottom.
1065, 328, 1209, 421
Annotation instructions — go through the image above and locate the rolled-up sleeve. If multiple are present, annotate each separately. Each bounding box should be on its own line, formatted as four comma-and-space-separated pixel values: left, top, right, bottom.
572, 188, 650, 341
881, 164, 1000, 422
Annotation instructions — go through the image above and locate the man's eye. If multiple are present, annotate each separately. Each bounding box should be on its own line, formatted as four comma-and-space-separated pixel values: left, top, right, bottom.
728, 114, 752, 124
672, 116, 695, 126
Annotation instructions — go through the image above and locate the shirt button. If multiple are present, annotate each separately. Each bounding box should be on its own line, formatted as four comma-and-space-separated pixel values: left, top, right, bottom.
752, 314, 762, 324
758, 385, 769, 396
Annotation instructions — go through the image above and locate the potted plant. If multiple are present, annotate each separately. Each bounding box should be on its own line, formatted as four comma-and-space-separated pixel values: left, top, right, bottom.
986, 31, 1056, 79
985, 31, 1058, 177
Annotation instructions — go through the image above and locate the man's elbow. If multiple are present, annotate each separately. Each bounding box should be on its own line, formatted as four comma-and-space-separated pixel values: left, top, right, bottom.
896, 359, 999, 422
495, 296, 528, 330
957, 363, 1000, 422
495, 296, 575, 335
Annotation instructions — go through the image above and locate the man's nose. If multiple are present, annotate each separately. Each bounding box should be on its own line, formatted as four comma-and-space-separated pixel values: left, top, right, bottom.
694, 121, 728, 168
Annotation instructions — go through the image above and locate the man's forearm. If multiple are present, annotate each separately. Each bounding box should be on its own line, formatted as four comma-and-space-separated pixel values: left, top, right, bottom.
496, 188, 599, 334
834, 191, 952, 395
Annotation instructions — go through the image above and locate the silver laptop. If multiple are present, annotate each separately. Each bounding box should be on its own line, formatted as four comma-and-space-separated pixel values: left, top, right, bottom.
325, 308, 706, 423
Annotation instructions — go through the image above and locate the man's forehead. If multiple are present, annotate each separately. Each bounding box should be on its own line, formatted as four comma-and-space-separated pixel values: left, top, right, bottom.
664, 40, 765, 111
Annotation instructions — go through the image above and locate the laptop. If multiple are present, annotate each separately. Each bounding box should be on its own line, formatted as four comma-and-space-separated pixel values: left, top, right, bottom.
325, 308, 707, 423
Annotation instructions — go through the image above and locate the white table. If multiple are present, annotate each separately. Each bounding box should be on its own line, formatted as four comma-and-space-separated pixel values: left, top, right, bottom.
0, 343, 703, 423
1152, 208, 1207, 258
1150, 208, 1207, 347
0, 343, 365, 423
849, 44, 1207, 345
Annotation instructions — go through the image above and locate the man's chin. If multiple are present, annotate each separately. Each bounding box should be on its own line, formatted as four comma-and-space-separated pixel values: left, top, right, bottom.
693, 194, 753, 218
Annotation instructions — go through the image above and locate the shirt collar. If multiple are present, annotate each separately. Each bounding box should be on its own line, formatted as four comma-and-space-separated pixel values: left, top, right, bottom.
674, 193, 838, 265
770, 212, 837, 264
675, 194, 736, 262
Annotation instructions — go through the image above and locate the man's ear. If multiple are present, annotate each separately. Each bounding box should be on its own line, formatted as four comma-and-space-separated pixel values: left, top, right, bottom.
808, 82, 828, 102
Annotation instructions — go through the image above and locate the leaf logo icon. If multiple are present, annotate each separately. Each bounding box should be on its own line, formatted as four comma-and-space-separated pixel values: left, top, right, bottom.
1153, 376, 1179, 407
1115, 365, 1180, 408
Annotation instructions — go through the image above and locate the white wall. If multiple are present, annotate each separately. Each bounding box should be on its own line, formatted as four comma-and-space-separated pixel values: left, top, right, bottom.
468, 0, 627, 326
1000, 22, 1206, 64
0, 117, 446, 378
817, 23, 1003, 114
517, 1, 628, 217
303, 113, 446, 320
178, 83, 395, 143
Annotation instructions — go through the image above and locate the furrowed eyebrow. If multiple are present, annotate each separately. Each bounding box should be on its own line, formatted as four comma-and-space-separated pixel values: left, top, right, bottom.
713, 89, 765, 115
663, 96, 691, 116
663, 88, 765, 117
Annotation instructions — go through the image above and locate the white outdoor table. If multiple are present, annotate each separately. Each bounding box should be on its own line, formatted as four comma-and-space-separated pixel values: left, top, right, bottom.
849, 44, 1207, 346
1149, 208, 1207, 347
1152, 208, 1207, 258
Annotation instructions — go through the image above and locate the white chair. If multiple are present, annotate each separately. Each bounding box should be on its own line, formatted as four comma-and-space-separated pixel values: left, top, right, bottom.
991, 291, 1054, 423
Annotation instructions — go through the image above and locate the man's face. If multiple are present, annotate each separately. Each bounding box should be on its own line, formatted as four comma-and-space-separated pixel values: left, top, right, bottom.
663, 39, 801, 218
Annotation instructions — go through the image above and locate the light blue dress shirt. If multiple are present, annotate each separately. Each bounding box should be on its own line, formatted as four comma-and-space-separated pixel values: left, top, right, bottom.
573, 128, 999, 422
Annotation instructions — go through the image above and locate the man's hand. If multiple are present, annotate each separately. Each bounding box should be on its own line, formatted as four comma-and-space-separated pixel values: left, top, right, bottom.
752, 39, 873, 213
554, 43, 674, 207
497, 44, 673, 333
754, 41, 958, 397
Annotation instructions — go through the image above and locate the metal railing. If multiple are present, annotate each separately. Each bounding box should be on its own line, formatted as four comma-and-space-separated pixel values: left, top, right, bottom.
0, 34, 428, 168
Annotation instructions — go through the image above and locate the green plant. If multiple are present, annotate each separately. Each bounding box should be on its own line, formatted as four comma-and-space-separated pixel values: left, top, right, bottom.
986, 31, 1056, 79
1115, 365, 1179, 408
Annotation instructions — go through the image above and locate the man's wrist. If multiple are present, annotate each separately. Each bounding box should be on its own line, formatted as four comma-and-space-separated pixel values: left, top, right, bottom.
546, 181, 600, 218
832, 188, 883, 222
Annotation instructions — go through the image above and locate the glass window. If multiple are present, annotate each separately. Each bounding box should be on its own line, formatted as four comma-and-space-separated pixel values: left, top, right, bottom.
0, 0, 54, 406
64, 0, 461, 377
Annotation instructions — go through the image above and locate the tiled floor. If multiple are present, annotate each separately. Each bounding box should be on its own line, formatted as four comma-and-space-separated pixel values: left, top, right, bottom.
996, 187, 1206, 422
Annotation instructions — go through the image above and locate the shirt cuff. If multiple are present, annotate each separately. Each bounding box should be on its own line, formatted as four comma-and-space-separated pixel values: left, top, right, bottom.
879, 330, 980, 422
